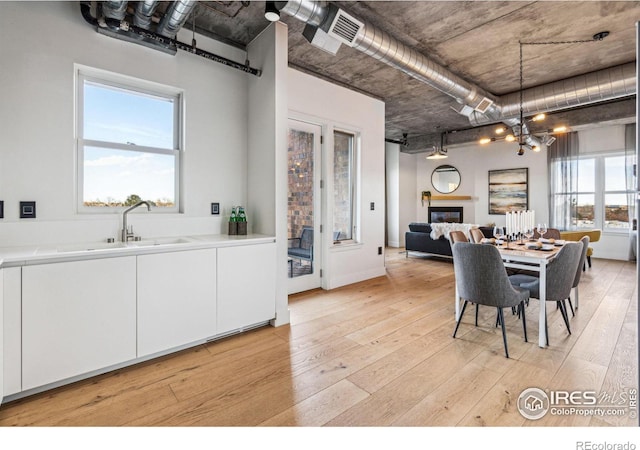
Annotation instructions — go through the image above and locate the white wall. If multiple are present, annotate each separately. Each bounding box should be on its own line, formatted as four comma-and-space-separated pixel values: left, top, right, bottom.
247, 22, 290, 326
288, 69, 386, 290
414, 140, 549, 227
0, 2, 251, 246
399, 151, 417, 247
385, 143, 400, 247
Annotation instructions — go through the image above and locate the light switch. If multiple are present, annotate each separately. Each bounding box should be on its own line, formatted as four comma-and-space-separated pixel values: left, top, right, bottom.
0, 200, 3, 219
20, 201, 36, 219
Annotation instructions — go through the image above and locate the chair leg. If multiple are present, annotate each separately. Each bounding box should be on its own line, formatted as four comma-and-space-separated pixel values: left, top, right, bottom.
520, 301, 528, 343
498, 308, 509, 358
545, 308, 549, 347
558, 300, 572, 335
475, 303, 479, 327
453, 300, 469, 338
567, 297, 575, 317
587, 255, 592, 268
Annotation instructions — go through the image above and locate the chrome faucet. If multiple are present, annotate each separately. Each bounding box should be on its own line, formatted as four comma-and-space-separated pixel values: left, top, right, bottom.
121, 201, 152, 242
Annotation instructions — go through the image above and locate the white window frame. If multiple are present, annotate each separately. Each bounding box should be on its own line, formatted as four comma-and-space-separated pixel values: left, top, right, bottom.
601, 152, 632, 232
332, 128, 360, 244
552, 151, 631, 234
75, 66, 183, 213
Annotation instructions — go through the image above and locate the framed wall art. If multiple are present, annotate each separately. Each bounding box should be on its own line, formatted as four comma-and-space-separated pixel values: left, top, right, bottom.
488, 168, 528, 215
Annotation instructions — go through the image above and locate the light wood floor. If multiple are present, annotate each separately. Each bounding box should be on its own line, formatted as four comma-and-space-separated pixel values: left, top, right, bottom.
0, 249, 637, 427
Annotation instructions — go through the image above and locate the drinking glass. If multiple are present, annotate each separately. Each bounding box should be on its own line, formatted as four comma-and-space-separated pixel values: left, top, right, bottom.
538, 223, 548, 240
524, 227, 534, 241
493, 226, 505, 244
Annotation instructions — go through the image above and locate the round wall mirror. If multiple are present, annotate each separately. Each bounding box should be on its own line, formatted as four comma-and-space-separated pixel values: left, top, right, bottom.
431, 164, 461, 194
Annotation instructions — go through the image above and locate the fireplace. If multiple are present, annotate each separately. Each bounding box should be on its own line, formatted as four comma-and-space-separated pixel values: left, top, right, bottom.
428, 206, 463, 223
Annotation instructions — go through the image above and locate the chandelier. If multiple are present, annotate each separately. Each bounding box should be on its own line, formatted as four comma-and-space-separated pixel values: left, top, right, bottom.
478, 32, 608, 155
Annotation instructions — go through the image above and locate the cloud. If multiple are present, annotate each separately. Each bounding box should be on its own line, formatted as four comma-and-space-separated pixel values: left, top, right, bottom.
84, 153, 153, 168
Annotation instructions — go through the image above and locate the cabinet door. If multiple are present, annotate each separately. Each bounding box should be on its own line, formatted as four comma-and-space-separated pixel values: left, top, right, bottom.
217, 243, 276, 334
22, 257, 137, 391
137, 249, 217, 357
3, 267, 21, 397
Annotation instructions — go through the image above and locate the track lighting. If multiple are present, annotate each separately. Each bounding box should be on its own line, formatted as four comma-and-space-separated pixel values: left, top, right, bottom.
426, 132, 448, 160
264, 1, 280, 22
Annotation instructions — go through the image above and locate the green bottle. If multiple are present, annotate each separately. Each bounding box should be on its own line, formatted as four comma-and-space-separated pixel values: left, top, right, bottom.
238, 206, 246, 222
230, 206, 237, 222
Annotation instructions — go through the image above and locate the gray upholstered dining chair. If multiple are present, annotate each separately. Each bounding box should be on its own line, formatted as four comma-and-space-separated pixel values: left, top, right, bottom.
566, 235, 590, 316
508, 241, 584, 345
452, 243, 530, 358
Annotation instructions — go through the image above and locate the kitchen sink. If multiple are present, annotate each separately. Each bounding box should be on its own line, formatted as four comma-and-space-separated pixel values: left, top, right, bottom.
127, 237, 195, 247
57, 242, 128, 253
55, 237, 195, 253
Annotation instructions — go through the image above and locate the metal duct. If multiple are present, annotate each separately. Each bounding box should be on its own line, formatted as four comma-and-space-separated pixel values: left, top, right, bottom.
102, 0, 128, 21
277, 0, 497, 114
80, 3, 261, 76
278, 0, 636, 150
134, 0, 159, 30
156, 0, 198, 39
469, 62, 637, 126
275, 0, 327, 28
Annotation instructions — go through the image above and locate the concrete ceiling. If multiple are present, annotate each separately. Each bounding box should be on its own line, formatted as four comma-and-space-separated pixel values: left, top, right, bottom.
183, 1, 639, 151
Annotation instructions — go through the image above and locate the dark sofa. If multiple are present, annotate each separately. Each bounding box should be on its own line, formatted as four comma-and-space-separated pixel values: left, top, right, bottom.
405, 223, 493, 258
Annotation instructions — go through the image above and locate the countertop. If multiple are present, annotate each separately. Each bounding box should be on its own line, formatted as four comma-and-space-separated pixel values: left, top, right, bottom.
0, 234, 276, 268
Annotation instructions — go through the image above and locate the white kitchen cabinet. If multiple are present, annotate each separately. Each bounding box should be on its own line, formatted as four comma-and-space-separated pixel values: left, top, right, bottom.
0, 269, 3, 405
137, 248, 217, 357
217, 242, 276, 334
3, 267, 21, 397
22, 257, 137, 391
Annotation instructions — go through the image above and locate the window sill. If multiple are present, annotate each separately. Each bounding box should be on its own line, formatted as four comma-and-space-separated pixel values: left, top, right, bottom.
330, 241, 363, 252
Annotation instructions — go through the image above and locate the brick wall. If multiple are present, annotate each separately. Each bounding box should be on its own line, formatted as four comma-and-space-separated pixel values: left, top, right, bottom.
288, 130, 314, 239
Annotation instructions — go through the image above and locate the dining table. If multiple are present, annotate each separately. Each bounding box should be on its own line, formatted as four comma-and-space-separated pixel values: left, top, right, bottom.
454, 240, 561, 348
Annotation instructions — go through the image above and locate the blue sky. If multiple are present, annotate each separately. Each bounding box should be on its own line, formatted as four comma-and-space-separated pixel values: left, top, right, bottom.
82, 82, 176, 204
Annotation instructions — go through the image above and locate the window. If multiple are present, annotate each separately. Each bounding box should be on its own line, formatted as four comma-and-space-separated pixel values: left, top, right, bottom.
333, 130, 359, 242
77, 69, 182, 212
551, 153, 631, 231
604, 155, 630, 229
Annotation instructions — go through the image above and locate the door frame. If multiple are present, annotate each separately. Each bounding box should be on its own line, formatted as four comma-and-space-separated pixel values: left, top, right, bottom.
287, 117, 324, 294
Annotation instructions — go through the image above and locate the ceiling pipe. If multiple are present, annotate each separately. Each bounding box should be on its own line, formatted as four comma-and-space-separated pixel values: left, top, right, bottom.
80, 3, 261, 76
102, 0, 128, 21
134, 0, 160, 30
277, 0, 328, 27
156, 0, 198, 39
469, 62, 637, 125
277, 0, 636, 151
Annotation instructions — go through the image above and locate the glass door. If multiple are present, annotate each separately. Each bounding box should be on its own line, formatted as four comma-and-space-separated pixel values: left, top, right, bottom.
287, 119, 322, 294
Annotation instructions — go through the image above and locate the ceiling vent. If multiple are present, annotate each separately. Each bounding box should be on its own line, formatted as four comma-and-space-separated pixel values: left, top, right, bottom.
303, 25, 342, 55
327, 9, 364, 47
475, 97, 494, 114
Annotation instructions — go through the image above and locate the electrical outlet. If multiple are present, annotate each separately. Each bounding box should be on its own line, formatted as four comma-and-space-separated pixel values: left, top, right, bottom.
378, 246, 382, 255
211, 202, 220, 215
20, 201, 36, 219
370, 202, 375, 210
